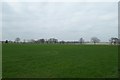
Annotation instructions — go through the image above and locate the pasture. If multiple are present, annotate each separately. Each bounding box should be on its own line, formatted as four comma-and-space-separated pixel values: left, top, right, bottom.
2, 44, 118, 78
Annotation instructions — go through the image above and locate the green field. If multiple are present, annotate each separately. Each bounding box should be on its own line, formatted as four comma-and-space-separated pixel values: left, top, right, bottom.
2, 44, 118, 78
0, 43, 2, 79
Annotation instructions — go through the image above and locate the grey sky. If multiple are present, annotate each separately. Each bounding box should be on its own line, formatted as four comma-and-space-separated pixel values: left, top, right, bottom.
2, 2, 118, 42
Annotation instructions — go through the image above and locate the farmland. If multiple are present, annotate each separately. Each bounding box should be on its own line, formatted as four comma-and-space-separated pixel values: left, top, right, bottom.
2, 43, 118, 78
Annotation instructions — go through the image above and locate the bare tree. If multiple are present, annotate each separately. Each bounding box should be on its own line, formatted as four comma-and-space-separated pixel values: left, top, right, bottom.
40, 39, 45, 43
15, 37, 20, 43
37, 39, 45, 44
118, 38, 120, 44
5, 40, 8, 43
60, 41, 65, 44
109, 37, 119, 45
30, 39, 35, 43
91, 37, 100, 44
79, 38, 84, 44
48, 38, 58, 43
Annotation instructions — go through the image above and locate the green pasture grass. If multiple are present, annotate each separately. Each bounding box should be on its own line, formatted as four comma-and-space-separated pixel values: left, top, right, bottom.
0, 43, 2, 79
2, 43, 118, 78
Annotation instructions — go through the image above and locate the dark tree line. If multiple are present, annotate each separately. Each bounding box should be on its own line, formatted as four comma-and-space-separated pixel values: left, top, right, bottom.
2, 37, 120, 45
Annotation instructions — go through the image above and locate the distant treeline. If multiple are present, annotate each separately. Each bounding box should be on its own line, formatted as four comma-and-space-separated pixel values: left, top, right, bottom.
1, 37, 120, 45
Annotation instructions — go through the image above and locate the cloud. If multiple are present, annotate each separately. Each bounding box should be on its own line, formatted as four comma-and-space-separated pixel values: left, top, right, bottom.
2, 0, 120, 2
0, 2, 2, 41
2, 2, 118, 42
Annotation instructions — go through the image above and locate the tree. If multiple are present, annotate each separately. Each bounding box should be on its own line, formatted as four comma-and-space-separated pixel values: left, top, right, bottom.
118, 39, 120, 44
40, 39, 45, 43
5, 40, 8, 43
109, 37, 118, 45
60, 41, 65, 44
48, 38, 58, 43
37, 39, 45, 44
30, 39, 35, 43
15, 37, 20, 43
91, 37, 100, 44
79, 38, 84, 44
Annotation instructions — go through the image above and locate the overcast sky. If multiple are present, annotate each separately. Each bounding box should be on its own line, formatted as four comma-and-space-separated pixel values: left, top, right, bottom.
2, 2, 118, 42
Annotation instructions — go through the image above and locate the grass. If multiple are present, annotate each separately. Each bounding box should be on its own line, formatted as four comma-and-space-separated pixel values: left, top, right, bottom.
2, 43, 118, 78
0, 43, 2, 79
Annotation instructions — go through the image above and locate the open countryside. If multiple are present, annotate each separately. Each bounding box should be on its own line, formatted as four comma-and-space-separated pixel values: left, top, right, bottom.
2, 1, 119, 78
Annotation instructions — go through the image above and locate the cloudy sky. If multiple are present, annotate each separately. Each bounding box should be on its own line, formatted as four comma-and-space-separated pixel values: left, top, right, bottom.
2, 2, 118, 42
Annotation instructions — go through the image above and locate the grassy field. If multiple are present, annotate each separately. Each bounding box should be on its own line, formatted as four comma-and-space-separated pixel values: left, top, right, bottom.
2, 43, 118, 78
0, 43, 2, 79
